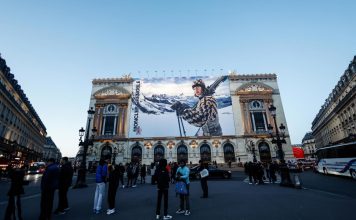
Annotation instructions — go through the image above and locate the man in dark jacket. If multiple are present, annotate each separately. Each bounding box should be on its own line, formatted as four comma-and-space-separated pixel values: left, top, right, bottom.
4, 165, 25, 220
155, 159, 172, 220
39, 158, 59, 220
54, 157, 73, 214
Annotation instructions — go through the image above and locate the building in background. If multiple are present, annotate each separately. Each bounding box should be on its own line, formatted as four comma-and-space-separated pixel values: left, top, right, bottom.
43, 137, 62, 162
0, 54, 47, 166
312, 56, 356, 148
302, 132, 316, 158
77, 73, 292, 166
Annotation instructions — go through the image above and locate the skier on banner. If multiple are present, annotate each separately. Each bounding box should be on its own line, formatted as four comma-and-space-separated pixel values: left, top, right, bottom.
171, 78, 222, 136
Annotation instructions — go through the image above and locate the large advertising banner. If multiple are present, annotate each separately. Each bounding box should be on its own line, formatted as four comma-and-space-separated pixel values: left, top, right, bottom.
129, 76, 235, 137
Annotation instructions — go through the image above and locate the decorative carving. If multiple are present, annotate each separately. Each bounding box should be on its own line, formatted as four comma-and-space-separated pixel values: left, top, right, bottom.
167, 140, 175, 149
237, 83, 273, 94
117, 143, 125, 153
94, 86, 130, 97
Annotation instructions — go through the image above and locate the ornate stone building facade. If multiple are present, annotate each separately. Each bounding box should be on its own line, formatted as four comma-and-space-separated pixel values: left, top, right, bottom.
312, 56, 356, 148
81, 74, 292, 165
0, 55, 47, 164
43, 137, 62, 162
302, 132, 316, 158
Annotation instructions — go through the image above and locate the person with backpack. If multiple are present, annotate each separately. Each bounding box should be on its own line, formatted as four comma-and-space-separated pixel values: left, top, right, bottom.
93, 159, 108, 214
154, 159, 172, 220
175, 160, 191, 216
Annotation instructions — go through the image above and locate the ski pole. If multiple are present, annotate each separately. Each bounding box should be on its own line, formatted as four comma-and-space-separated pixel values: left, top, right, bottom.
176, 112, 182, 137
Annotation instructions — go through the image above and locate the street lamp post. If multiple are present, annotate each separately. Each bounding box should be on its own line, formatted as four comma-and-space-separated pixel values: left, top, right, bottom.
74, 107, 97, 189
268, 104, 292, 186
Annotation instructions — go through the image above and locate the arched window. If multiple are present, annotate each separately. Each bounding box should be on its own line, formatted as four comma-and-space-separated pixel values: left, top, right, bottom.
177, 145, 188, 163
258, 142, 271, 163
131, 145, 142, 163
101, 144, 112, 160
154, 145, 165, 162
200, 144, 211, 162
223, 143, 235, 162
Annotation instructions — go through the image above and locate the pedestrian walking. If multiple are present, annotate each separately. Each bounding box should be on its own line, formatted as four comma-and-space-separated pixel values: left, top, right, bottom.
155, 159, 172, 220
171, 162, 178, 184
270, 161, 278, 183
247, 162, 254, 184
175, 160, 191, 216
107, 165, 120, 215
4, 165, 25, 220
140, 164, 147, 184
39, 158, 60, 220
198, 161, 209, 198
93, 159, 108, 214
54, 157, 73, 215
132, 163, 139, 187
126, 163, 133, 187
118, 163, 126, 188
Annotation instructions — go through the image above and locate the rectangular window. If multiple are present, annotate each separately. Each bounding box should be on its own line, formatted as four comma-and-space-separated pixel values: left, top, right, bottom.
104, 116, 115, 135
252, 112, 266, 132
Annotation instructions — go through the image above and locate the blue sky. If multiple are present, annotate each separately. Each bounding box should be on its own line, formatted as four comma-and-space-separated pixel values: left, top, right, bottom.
1, 0, 355, 157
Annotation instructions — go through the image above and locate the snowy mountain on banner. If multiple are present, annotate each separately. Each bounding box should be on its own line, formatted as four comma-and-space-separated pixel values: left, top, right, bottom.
131, 93, 232, 115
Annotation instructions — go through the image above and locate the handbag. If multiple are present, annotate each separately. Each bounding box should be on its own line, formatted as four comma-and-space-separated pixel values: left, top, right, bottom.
175, 181, 188, 195
200, 168, 209, 178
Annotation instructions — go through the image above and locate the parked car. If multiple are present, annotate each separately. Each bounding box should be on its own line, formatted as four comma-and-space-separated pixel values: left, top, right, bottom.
189, 165, 232, 179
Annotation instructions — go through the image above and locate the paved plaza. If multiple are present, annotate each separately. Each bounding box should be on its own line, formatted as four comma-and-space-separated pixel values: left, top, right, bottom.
0, 171, 355, 220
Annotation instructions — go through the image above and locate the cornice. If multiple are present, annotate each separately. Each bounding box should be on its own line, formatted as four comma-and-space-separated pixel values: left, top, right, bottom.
229, 74, 277, 81
92, 76, 134, 85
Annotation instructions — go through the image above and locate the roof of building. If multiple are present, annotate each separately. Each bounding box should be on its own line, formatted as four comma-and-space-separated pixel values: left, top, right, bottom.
312, 55, 356, 127
0, 54, 47, 131
302, 132, 314, 142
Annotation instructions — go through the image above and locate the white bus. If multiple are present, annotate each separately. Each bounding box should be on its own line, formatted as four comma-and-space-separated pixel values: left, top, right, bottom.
316, 142, 356, 180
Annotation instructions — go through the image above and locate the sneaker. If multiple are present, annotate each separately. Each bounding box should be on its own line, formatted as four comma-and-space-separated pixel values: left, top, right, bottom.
107, 209, 115, 215
122, 185, 125, 188
249, 182, 252, 185
156, 215, 160, 219
95, 209, 101, 214
54, 210, 66, 215
64, 207, 70, 211
132, 185, 137, 188
163, 215, 172, 219
176, 209, 185, 214
184, 210, 191, 216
